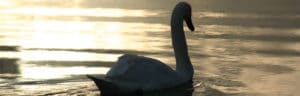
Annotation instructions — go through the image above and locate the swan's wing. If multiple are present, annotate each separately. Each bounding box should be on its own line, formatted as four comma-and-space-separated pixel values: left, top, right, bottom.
106, 54, 137, 78
106, 54, 179, 83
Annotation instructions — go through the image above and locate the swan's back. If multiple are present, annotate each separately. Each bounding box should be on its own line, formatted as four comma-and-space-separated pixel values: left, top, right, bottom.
106, 54, 181, 90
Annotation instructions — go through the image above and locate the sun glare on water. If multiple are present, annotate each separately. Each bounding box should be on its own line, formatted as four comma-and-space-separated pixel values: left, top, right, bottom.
0, 0, 168, 82
0, 7, 159, 18
0, 0, 15, 7
21, 66, 110, 79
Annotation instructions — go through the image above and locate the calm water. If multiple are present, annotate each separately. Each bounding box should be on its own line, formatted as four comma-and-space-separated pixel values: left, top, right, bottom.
1, 0, 300, 96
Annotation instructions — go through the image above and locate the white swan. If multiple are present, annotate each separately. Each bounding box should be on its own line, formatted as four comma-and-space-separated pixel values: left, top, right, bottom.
87, 2, 195, 95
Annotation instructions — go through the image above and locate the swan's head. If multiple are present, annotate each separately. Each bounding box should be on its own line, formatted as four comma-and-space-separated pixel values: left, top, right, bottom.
173, 2, 195, 32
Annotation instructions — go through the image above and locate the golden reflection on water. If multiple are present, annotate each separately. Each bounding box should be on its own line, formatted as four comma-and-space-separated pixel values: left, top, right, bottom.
0, 0, 14, 7
0, 6, 169, 81
0, 20, 168, 80
0, 1, 168, 83
0, 7, 160, 17
20, 50, 120, 61
23, 21, 167, 49
0, 20, 168, 49
21, 66, 109, 79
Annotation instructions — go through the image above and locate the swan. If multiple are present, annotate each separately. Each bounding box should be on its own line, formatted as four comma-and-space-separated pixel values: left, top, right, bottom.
87, 2, 195, 95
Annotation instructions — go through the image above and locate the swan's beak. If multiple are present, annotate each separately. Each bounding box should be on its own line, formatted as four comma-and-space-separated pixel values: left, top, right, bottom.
185, 17, 195, 32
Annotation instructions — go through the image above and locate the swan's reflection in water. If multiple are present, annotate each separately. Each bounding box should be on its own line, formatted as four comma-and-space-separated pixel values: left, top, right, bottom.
98, 81, 194, 96
142, 81, 194, 96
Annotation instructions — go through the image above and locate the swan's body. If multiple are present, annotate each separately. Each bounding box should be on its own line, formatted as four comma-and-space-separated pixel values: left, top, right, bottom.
88, 2, 195, 95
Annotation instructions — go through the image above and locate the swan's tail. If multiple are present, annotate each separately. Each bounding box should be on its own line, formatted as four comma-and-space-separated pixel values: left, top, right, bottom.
87, 75, 120, 96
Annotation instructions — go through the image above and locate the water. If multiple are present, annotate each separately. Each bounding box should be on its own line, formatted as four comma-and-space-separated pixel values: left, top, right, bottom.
1, 0, 300, 96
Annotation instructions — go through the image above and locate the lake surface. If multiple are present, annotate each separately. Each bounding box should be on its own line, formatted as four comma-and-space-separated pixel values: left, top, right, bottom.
0, 0, 300, 96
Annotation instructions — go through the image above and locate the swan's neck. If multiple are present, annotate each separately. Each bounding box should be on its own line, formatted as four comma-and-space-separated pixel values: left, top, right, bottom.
171, 11, 194, 80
